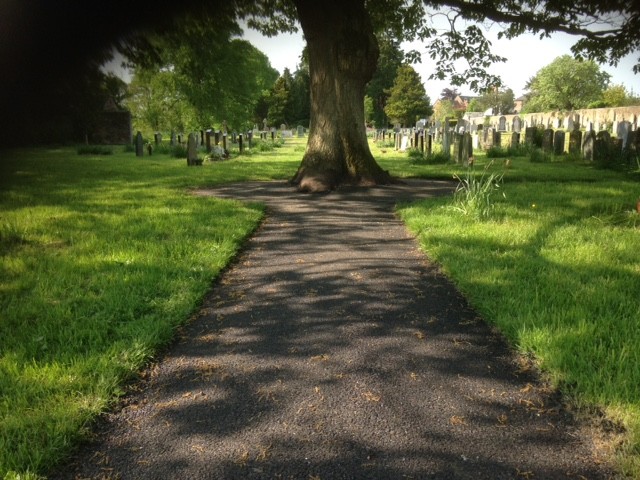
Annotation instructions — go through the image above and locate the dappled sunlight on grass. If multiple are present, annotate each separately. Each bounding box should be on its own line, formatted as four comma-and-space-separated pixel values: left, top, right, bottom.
398, 161, 640, 474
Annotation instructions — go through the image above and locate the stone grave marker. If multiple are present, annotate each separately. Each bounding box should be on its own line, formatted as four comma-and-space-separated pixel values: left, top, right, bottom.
187, 133, 199, 166
498, 116, 506, 131
582, 130, 595, 162
510, 132, 520, 149
569, 130, 582, 155
297, 125, 304, 137
512, 116, 522, 133
553, 131, 565, 155
462, 132, 473, 164
154, 132, 162, 146
205, 129, 212, 152
542, 129, 554, 152
617, 121, 631, 148
135, 131, 144, 157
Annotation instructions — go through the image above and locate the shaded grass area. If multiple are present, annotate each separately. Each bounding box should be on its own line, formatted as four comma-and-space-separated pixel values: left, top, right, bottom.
0, 142, 303, 477
396, 154, 640, 476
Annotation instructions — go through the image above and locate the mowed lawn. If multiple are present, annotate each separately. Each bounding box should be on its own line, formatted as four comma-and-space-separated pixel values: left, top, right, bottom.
1, 138, 639, 478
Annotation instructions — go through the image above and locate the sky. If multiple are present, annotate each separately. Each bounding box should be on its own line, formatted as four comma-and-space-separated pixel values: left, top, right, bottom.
241, 22, 640, 102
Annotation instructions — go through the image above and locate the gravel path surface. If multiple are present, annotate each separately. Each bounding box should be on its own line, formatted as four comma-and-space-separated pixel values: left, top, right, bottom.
52, 180, 615, 479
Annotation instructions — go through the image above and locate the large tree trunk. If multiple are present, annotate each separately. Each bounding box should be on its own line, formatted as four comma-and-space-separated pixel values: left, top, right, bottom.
291, 0, 394, 192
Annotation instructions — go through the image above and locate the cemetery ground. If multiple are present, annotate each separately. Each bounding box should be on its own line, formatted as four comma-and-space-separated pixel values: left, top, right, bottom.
0, 136, 638, 478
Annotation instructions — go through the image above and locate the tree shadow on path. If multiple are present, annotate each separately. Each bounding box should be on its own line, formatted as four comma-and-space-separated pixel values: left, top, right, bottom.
51, 180, 615, 480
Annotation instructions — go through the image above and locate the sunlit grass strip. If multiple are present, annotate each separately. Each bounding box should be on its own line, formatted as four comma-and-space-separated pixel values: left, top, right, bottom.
398, 164, 640, 475
0, 146, 291, 477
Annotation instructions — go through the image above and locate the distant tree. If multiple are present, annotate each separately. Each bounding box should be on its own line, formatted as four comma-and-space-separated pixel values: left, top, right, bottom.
103, 73, 129, 108
598, 84, 640, 107
364, 96, 375, 127
432, 99, 459, 123
266, 69, 293, 127
384, 65, 433, 127
467, 87, 515, 114
125, 69, 197, 135
365, 34, 405, 128
440, 87, 460, 101
288, 51, 311, 126
522, 55, 610, 112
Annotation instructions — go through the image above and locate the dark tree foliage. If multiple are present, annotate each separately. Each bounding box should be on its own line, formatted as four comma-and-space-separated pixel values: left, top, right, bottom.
1, 0, 637, 165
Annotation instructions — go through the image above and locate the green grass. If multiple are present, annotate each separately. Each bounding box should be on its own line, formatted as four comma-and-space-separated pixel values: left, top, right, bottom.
0, 140, 303, 478
1, 138, 640, 477
396, 153, 640, 476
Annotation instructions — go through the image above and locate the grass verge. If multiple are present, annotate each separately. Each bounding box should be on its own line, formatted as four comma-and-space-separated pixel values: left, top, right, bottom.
397, 154, 640, 476
0, 140, 303, 478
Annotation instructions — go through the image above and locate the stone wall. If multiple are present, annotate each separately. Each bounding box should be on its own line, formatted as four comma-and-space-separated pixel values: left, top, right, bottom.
463, 106, 640, 134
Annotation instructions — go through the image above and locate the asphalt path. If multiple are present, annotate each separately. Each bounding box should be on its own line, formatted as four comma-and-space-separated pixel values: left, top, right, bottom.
51, 180, 615, 479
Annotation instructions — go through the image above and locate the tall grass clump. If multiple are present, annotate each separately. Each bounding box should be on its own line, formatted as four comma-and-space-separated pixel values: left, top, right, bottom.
450, 162, 505, 219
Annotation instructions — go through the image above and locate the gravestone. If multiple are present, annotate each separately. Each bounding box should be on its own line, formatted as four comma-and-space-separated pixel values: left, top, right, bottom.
569, 130, 582, 155
493, 130, 501, 148
510, 132, 520, 149
238, 133, 243, 153
582, 131, 596, 161
200, 130, 205, 146
170, 132, 176, 146
553, 131, 565, 155
177, 134, 182, 144
617, 121, 631, 148
485, 127, 494, 148
135, 131, 144, 157
247, 130, 253, 148
205, 129, 212, 153
154, 132, 162, 146
566, 116, 574, 132
187, 133, 198, 166
452, 133, 463, 163
594, 131, 611, 164
542, 129, 554, 152
426, 134, 432, 157
461, 132, 473, 164
498, 116, 507, 131
214, 131, 220, 145
512, 116, 522, 133
263, 118, 268, 132
222, 133, 227, 152
442, 119, 451, 158
297, 125, 304, 137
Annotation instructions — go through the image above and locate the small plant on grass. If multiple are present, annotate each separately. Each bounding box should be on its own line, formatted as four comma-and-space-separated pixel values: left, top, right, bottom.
451, 162, 505, 219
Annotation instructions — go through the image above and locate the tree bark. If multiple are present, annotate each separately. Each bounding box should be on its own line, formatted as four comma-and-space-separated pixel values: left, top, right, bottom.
291, 0, 394, 192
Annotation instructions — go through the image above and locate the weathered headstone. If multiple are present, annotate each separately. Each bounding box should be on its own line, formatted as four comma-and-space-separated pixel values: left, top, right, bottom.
569, 130, 582, 155
498, 116, 507, 131
461, 132, 473, 164
238, 133, 243, 153
154, 132, 162, 146
594, 131, 612, 164
452, 133, 462, 163
297, 125, 304, 138
187, 133, 198, 166
493, 130, 501, 148
485, 127, 494, 149
222, 133, 227, 152
510, 132, 520, 149
542, 129, 554, 152
582, 130, 596, 162
512, 116, 522, 133
617, 121, 631, 148
135, 131, 144, 157
553, 131, 565, 155
442, 119, 451, 158
200, 130, 205, 146
205, 129, 212, 153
